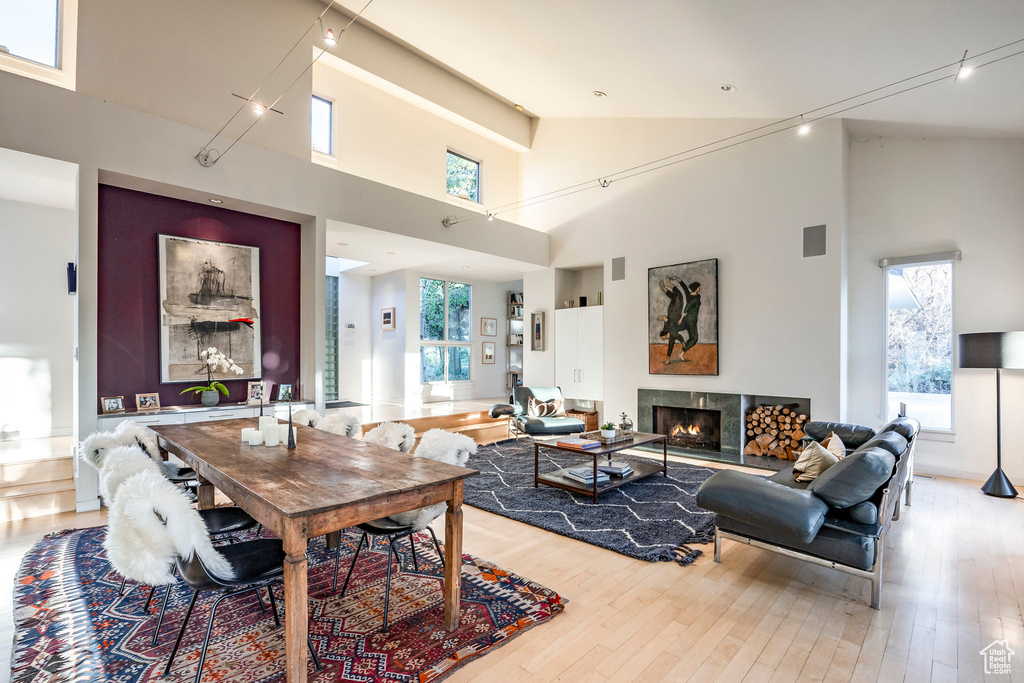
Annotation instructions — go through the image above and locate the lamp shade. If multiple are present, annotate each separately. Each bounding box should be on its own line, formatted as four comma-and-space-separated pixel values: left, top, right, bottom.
958, 332, 1024, 369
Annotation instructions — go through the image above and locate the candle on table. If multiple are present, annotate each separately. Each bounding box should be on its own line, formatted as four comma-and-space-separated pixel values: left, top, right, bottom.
241, 427, 255, 442
264, 424, 279, 447
248, 430, 264, 446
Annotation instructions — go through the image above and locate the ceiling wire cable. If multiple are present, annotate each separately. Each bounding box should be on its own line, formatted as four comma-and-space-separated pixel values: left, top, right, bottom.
445, 38, 1023, 223
196, 0, 375, 165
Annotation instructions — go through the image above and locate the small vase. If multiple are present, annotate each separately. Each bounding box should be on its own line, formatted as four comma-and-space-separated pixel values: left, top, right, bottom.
200, 390, 220, 407
600, 429, 616, 439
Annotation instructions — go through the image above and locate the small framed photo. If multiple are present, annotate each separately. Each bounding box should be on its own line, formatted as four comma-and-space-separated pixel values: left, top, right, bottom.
136, 393, 161, 411
381, 307, 396, 331
531, 312, 545, 351
482, 341, 496, 364
246, 381, 266, 405
481, 317, 497, 336
101, 396, 125, 414
277, 383, 294, 402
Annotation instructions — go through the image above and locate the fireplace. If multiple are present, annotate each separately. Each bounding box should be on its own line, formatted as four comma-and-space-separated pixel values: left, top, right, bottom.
654, 405, 722, 453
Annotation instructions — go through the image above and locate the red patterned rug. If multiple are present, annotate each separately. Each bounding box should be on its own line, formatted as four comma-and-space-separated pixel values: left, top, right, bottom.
11, 526, 564, 682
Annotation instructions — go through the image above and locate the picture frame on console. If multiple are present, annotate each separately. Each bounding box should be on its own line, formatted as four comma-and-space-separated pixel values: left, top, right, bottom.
135, 393, 160, 411
246, 381, 266, 405
276, 383, 294, 401
157, 235, 262, 384
101, 396, 125, 414
648, 258, 719, 375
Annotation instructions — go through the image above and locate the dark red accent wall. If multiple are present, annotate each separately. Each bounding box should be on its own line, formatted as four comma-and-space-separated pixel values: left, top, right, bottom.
97, 186, 301, 410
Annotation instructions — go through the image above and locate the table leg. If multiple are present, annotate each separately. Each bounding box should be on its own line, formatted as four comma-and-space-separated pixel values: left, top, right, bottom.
593, 456, 599, 503
534, 443, 539, 488
282, 527, 309, 683
444, 480, 464, 631
663, 438, 668, 477
196, 475, 215, 510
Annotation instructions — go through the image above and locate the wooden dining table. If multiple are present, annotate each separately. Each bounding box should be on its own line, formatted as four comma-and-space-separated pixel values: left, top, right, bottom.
151, 418, 478, 683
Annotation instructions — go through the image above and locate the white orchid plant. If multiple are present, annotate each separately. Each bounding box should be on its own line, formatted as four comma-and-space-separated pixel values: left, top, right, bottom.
180, 347, 244, 400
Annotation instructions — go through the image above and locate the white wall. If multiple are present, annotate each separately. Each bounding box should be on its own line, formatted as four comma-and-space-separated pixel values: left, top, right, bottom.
847, 137, 1024, 483
326, 258, 373, 403
371, 270, 408, 402
523, 117, 848, 428
0, 199, 76, 437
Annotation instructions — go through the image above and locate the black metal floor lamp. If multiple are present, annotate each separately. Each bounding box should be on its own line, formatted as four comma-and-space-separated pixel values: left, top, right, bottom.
958, 331, 1024, 498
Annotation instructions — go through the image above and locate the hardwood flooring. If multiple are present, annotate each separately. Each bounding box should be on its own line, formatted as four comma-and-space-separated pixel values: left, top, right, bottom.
3, 473, 1022, 682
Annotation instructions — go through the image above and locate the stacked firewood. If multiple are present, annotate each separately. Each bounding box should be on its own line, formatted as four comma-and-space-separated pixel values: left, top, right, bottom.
743, 404, 808, 460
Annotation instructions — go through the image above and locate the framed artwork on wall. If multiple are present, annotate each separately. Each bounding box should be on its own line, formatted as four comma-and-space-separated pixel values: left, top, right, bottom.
648, 258, 719, 375
246, 381, 266, 404
136, 393, 160, 411
101, 396, 125, 414
381, 307, 396, 330
530, 312, 545, 351
481, 317, 497, 336
158, 235, 261, 383
482, 341, 496, 364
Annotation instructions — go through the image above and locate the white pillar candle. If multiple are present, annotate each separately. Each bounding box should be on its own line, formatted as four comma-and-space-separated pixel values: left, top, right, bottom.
259, 416, 278, 433
278, 423, 291, 445
241, 428, 255, 442
264, 425, 279, 447
248, 430, 264, 446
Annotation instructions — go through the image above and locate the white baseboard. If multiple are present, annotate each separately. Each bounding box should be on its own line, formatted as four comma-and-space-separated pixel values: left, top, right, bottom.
76, 498, 101, 513
914, 464, 993, 484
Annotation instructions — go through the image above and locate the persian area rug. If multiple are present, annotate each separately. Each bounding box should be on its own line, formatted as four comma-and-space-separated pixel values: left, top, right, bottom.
464, 438, 717, 565
11, 526, 564, 683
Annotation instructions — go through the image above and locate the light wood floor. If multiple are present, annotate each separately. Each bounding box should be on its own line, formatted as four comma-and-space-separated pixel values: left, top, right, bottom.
3, 472, 1022, 682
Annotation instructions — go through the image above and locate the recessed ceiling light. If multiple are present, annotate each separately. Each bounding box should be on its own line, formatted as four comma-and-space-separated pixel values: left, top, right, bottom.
336, 242, 348, 247
514, 104, 524, 112
209, 198, 223, 204
462, 265, 470, 269
368, 268, 376, 272
385, 251, 395, 255
720, 84, 736, 92
593, 90, 607, 98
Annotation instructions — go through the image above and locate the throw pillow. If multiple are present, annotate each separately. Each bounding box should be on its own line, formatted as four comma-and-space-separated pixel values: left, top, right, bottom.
528, 396, 565, 418
808, 446, 896, 508
821, 431, 846, 459
792, 441, 839, 483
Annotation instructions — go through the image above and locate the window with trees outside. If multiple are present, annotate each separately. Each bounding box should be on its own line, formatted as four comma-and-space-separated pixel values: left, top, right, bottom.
885, 259, 954, 430
420, 278, 472, 383
446, 151, 480, 203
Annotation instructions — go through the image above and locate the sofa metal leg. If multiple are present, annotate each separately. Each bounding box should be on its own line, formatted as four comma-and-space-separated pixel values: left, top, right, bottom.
869, 540, 883, 610
905, 479, 913, 507
714, 527, 722, 563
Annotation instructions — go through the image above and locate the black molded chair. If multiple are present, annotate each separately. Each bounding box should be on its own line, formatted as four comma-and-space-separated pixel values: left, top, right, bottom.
334, 518, 445, 632
164, 538, 322, 683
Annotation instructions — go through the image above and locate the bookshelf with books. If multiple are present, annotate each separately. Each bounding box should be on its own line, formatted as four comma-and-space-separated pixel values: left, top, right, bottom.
507, 291, 524, 390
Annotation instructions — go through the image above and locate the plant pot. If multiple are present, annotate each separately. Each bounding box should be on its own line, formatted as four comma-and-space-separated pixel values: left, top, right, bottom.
600, 429, 616, 439
200, 390, 220, 407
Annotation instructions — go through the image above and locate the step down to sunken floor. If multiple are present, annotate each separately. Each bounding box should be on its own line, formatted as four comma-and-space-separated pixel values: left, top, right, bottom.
0, 472, 77, 522
362, 409, 509, 448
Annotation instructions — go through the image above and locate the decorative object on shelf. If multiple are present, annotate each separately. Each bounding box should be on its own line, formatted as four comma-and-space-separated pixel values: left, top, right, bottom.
562, 299, 575, 308
179, 347, 244, 407
596, 291, 603, 305
246, 381, 266, 405
619, 412, 633, 431
648, 258, 719, 376
135, 393, 160, 411
381, 307, 396, 330
600, 422, 617, 439
100, 396, 125, 414
959, 331, 1024, 498
579, 296, 588, 307
481, 318, 497, 336
482, 341, 496, 364
158, 235, 261, 383
530, 312, 545, 351
277, 383, 293, 401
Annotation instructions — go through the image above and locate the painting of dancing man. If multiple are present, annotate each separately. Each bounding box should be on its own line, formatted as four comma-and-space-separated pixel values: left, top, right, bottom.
648, 258, 718, 375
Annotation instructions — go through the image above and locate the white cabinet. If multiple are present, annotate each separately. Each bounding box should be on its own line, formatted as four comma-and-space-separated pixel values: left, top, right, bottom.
97, 412, 185, 431
554, 307, 603, 400
183, 407, 255, 423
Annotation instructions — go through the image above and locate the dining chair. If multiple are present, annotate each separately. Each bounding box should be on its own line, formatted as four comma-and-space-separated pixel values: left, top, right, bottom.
318, 412, 363, 438
363, 421, 416, 452
334, 429, 475, 631
291, 409, 322, 428
107, 469, 321, 683
115, 420, 199, 487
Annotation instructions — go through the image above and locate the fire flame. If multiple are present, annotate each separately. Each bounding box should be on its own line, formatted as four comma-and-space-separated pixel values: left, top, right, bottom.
670, 424, 701, 437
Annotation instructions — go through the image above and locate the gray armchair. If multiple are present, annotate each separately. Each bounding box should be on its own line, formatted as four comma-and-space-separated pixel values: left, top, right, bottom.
490, 387, 586, 438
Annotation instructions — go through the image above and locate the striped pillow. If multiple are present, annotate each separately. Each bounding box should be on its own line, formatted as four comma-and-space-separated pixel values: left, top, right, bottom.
528, 396, 565, 418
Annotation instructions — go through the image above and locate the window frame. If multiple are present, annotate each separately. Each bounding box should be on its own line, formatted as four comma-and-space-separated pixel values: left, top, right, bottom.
445, 149, 482, 205
419, 277, 472, 384
0, 0, 78, 90
310, 92, 337, 168
881, 253, 957, 435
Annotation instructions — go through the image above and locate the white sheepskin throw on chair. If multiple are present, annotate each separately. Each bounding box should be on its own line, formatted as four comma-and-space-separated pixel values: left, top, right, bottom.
105, 469, 234, 586
291, 409, 322, 428
389, 429, 477, 530
113, 420, 162, 464
79, 432, 122, 471
318, 412, 362, 438
98, 445, 163, 507
364, 421, 416, 452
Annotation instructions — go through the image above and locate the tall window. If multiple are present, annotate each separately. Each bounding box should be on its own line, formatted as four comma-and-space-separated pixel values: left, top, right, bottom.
446, 150, 480, 203
420, 278, 472, 382
311, 95, 332, 154
0, 0, 59, 67
324, 274, 339, 401
884, 258, 954, 430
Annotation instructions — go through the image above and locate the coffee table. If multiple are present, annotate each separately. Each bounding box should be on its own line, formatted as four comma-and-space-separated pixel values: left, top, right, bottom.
534, 431, 668, 503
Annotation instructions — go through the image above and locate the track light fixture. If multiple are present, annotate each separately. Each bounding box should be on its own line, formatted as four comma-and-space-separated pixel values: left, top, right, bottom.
798, 115, 810, 135
319, 18, 337, 45
954, 49, 972, 81
598, 179, 612, 188
487, 213, 495, 221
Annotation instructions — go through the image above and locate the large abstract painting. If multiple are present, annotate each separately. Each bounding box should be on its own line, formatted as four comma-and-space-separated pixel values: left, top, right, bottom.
648, 258, 718, 375
159, 235, 261, 383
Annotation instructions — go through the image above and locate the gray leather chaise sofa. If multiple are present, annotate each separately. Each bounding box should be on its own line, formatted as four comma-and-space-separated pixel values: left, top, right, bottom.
696, 416, 920, 608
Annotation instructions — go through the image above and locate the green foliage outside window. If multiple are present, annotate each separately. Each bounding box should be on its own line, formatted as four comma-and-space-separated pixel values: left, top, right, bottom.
446, 151, 479, 203
420, 278, 445, 341
419, 277, 472, 382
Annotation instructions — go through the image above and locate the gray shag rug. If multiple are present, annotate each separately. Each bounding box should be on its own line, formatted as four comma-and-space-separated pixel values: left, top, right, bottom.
464, 438, 717, 565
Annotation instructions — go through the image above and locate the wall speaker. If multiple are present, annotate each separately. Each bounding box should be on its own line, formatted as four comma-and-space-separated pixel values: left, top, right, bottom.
803, 225, 827, 257
67, 262, 77, 294
611, 257, 626, 281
